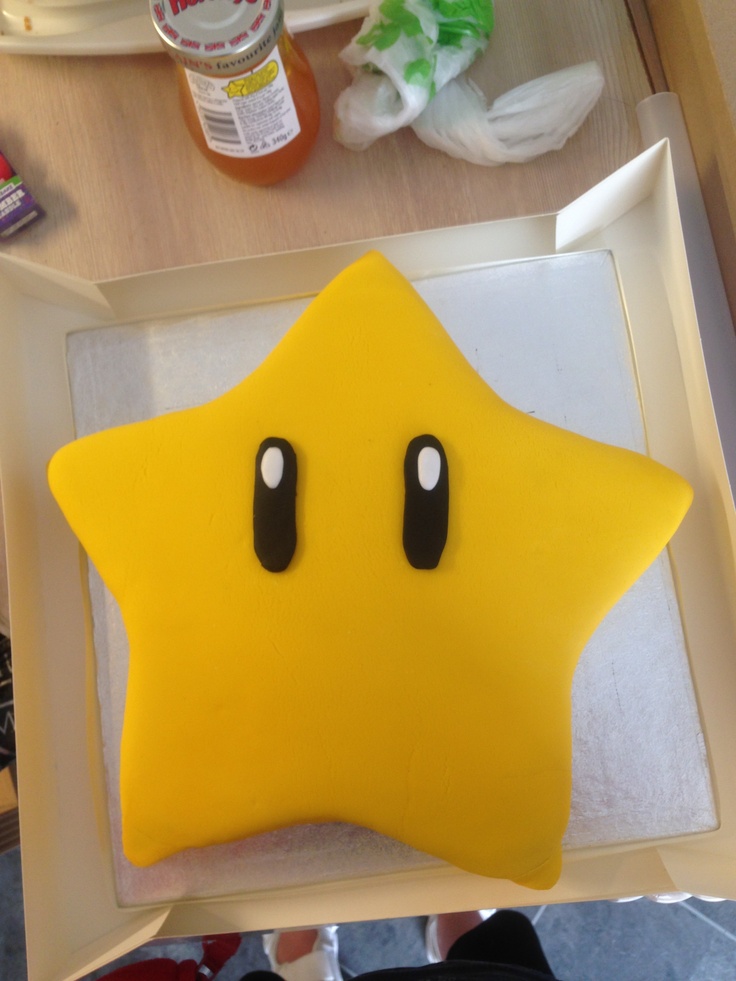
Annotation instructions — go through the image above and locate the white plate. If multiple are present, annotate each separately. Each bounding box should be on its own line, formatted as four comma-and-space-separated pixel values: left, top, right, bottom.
0, 0, 367, 53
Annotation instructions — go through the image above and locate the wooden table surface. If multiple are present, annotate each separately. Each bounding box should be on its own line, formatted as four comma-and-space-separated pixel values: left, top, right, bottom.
0, 0, 651, 282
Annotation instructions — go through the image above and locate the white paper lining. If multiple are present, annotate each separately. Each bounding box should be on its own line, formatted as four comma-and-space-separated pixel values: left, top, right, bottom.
66, 251, 716, 906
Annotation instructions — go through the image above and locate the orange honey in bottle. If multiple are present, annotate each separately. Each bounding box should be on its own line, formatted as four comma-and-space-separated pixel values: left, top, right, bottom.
150, 0, 320, 186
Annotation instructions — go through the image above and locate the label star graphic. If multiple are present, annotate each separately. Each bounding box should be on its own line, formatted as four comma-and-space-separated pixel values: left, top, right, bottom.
48, 252, 692, 889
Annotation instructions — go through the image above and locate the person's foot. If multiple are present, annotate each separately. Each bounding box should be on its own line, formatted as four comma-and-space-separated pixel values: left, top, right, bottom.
276, 930, 320, 964
426, 910, 496, 962
263, 925, 342, 981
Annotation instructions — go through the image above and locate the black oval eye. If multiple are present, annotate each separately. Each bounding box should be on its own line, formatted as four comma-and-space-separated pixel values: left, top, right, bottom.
403, 435, 448, 569
254, 437, 297, 572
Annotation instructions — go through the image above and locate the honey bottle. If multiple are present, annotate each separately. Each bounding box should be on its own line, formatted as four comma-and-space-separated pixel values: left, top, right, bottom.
150, 0, 320, 186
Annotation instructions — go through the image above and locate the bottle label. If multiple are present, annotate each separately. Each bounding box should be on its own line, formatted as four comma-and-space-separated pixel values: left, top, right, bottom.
185, 47, 301, 159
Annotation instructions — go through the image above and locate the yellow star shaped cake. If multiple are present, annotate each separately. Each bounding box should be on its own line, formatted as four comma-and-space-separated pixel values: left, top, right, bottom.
48, 251, 692, 889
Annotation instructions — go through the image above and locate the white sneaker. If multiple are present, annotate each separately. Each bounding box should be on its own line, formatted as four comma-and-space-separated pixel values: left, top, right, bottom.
263, 925, 342, 981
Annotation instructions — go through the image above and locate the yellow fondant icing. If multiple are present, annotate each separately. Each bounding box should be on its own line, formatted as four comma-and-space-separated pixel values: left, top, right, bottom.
48, 252, 692, 888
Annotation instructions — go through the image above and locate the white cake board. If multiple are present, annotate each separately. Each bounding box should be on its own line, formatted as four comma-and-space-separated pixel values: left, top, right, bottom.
66, 250, 714, 906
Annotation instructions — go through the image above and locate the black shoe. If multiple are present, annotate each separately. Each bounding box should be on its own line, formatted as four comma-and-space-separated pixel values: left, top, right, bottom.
0, 634, 15, 771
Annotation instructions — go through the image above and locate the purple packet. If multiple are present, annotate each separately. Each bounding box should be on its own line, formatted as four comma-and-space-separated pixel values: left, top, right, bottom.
0, 150, 45, 238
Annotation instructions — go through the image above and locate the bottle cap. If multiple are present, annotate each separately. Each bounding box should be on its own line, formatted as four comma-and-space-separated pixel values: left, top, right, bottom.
150, 0, 284, 76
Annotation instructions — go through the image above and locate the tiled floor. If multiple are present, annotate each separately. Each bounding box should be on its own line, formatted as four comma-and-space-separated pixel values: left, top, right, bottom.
2, 844, 736, 980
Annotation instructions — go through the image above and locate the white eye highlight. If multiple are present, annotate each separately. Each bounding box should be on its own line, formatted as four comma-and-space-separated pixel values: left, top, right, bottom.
417, 445, 442, 491
261, 445, 285, 489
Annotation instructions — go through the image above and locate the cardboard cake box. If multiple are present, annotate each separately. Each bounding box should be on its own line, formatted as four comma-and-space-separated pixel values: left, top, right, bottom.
1, 136, 736, 981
